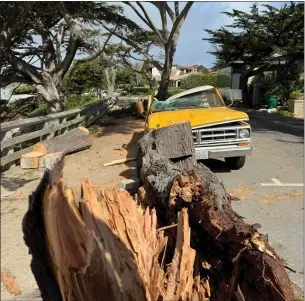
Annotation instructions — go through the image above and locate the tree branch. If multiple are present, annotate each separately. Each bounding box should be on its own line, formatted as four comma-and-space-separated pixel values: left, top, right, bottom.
167, 2, 193, 48
136, 2, 166, 44
4, 51, 42, 84
174, 2, 179, 17
64, 27, 116, 98
101, 23, 163, 71
56, 20, 66, 64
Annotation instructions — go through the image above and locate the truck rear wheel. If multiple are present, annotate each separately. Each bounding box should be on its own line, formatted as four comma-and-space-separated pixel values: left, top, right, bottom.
225, 156, 246, 170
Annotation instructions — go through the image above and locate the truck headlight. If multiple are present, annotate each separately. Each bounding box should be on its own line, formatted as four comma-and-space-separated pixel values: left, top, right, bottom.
239, 128, 250, 138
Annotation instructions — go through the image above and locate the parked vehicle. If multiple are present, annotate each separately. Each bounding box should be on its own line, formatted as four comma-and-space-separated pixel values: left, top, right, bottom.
137, 85, 252, 169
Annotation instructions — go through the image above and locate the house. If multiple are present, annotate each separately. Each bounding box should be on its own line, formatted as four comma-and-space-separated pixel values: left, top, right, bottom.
151, 65, 198, 87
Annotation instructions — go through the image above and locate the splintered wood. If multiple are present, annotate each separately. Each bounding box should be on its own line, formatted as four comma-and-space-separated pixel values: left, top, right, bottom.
31, 177, 206, 301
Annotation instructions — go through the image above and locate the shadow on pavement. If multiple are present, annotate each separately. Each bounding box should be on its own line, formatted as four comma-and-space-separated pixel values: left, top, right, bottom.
1, 175, 38, 191
199, 159, 232, 173
247, 111, 304, 138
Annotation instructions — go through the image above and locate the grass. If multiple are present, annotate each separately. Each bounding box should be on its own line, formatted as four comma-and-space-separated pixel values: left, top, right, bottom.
277, 109, 295, 118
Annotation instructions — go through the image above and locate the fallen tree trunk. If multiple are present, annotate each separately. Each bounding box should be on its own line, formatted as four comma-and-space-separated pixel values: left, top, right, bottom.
22, 122, 295, 301
23, 162, 207, 301
33, 127, 91, 155
137, 121, 295, 301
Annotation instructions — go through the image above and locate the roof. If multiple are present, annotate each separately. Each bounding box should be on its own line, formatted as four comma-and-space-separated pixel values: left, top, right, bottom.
167, 85, 214, 101
176, 65, 197, 70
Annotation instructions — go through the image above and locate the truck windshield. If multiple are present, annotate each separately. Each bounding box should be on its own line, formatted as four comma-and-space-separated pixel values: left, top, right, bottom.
151, 88, 224, 113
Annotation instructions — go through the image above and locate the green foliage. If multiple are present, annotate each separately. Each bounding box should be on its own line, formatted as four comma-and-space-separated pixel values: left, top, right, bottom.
261, 73, 304, 107
216, 73, 231, 88
167, 87, 186, 97
65, 93, 99, 110
28, 104, 48, 117
290, 91, 304, 100
277, 109, 295, 118
14, 84, 35, 94
180, 74, 217, 90
116, 68, 136, 88
64, 59, 108, 95
130, 87, 149, 95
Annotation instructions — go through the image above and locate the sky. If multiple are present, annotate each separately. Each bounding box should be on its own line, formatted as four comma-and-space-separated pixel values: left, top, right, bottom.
122, 1, 289, 68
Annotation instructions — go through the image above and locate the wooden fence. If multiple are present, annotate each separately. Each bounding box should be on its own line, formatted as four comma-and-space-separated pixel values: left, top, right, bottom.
0, 98, 114, 167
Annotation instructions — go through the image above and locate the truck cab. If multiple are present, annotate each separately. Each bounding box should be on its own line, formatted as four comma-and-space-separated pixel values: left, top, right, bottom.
141, 85, 252, 169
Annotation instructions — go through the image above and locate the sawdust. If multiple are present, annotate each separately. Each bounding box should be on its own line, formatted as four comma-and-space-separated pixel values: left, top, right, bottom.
259, 192, 303, 204
1, 270, 22, 296
113, 149, 128, 157
229, 188, 256, 200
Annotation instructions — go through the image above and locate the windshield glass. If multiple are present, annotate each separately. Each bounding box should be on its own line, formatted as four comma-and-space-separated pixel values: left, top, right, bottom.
151, 88, 225, 113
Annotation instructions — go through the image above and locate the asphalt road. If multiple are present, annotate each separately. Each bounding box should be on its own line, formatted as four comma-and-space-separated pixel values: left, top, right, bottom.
203, 110, 304, 290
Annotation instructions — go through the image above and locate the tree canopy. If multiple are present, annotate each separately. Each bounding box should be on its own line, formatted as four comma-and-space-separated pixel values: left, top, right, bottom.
204, 2, 304, 105
0, 1, 143, 111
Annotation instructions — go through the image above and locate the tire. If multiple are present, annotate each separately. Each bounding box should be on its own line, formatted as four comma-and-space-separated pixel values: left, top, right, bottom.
225, 156, 246, 170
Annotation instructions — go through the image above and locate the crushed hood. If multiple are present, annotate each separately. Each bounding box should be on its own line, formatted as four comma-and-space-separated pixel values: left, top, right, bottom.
147, 107, 249, 130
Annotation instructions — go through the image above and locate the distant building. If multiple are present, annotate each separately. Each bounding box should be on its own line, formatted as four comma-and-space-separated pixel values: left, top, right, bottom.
151, 65, 198, 87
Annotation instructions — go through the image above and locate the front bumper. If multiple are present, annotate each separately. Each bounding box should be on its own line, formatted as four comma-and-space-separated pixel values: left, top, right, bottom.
195, 145, 252, 160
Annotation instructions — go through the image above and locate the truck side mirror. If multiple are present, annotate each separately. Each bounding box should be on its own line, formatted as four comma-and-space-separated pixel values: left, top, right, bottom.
136, 101, 145, 114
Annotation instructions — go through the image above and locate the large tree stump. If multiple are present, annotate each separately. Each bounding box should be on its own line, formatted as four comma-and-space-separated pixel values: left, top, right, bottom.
23, 160, 205, 301
137, 121, 295, 301
33, 127, 91, 155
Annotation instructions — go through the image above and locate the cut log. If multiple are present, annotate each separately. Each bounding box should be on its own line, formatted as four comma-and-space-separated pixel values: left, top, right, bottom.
33, 127, 91, 156
20, 151, 45, 169
38, 153, 64, 174
137, 121, 295, 301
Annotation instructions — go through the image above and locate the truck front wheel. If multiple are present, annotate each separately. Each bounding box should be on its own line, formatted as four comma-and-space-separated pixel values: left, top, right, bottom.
225, 156, 246, 170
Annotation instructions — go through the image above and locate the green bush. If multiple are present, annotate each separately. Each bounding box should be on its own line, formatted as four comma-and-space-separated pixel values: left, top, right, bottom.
14, 84, 35, 94
132, 87, 149, 94
289, 90, 304, 100
180, 73, 217, 90
167, 87, 186, 97
216, 73, 231, 88
28, 104, 48, 117
66, 92, 99, 110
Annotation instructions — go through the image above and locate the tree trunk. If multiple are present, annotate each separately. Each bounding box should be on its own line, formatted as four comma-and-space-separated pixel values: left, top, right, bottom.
22, 122, 295, 301
156, 44, 176, 101
35, 72, 65, 112
137, 121, 296, 301
105, 68, 116, 97
33, 127, 91, 155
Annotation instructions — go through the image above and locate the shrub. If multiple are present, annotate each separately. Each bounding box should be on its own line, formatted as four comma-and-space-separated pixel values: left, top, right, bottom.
28, 104, 48, 117
133, 87, 150, 94
180, 73, 217, 90
289, 91, 304, 100
66, 92, 99, 110
14, 84, 35, 94
216, 73, 231, 88
167, 87, 186, 97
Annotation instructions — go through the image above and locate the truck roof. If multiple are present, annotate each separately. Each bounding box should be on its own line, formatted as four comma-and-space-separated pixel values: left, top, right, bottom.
167, 85, 214, 101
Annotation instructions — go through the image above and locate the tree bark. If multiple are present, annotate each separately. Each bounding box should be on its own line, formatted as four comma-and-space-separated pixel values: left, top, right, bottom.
137, 121, 296, 301
33, 127, 91, 155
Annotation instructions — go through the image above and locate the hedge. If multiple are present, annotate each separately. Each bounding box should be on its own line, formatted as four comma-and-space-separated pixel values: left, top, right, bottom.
216, 73, 231, 88
180, 73, 217, 90
167, 87, 186, 97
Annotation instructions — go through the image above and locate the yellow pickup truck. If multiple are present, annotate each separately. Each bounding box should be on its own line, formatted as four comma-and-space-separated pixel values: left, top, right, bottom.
139, 85, 252, 169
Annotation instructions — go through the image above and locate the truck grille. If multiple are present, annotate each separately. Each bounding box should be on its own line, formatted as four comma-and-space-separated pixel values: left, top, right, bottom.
192, 125, 249, 146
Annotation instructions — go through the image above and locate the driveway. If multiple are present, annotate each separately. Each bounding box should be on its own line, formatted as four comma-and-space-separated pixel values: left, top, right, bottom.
204, 110, 304, 290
